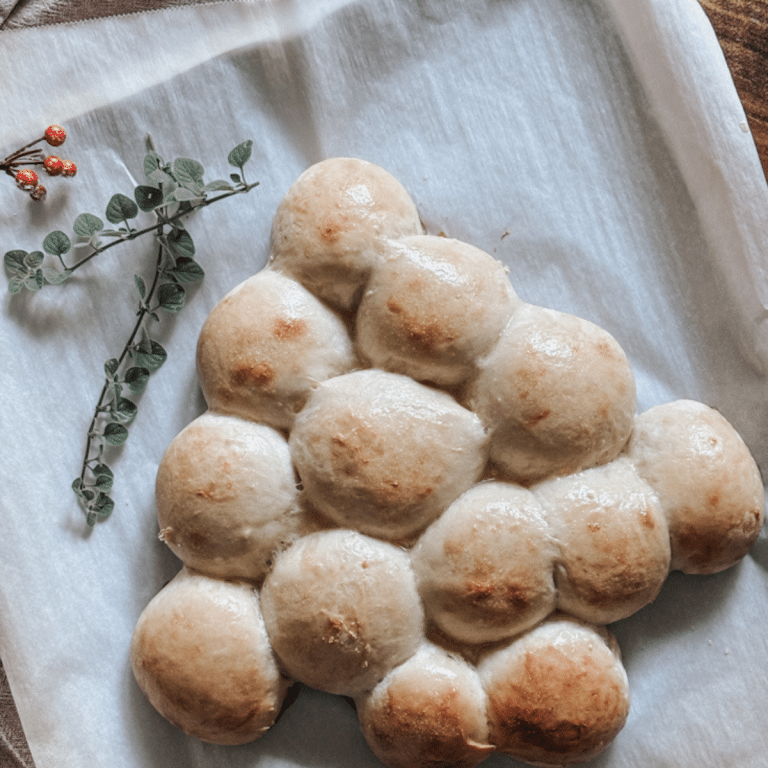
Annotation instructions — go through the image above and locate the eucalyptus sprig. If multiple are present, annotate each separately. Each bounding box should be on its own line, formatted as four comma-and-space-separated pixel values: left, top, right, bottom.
4, 136, 258, 526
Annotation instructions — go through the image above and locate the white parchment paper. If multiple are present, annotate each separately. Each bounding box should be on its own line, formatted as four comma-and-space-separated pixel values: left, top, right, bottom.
1, 1, 766, 766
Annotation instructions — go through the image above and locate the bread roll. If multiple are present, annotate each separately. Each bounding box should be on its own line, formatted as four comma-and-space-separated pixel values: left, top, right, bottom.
155, 411, 306, 583
289, 369, 489, 540
269, 157, 423, 311
196, 270, 356, 430
534, 457, 671, 624
356, 640, 494, 768
478, 614, 630, 767
626, 399, 765, 574
356, 235, 520, 387
259, 529, 424, 695
468, 303, 636, 485
130, 568, 289, 745
411, 481, 558, 644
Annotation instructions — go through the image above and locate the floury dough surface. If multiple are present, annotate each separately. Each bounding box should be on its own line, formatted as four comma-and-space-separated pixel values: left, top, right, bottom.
259, 529, 425, 696
468, 303, 637, 485
196, 270, 357, 430
269, 157, 424, 311
154, 411, 308, 583
626, 399, 765, 574
477, 614, 630, 767
411, 482, 559, 644
355, 235, 521, 388
130, 568, 289, 746
288, 369, 489, 541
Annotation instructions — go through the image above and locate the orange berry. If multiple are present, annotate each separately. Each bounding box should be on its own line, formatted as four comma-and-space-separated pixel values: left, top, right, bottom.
30, 185, 47, 201
44, 125, 66, 147
61, 159, 77, 177
15, 169, 38, 190
43, 155, 64, 176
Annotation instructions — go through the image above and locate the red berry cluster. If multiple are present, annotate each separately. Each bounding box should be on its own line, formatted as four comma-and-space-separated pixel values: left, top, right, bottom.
2, 124, 77, 201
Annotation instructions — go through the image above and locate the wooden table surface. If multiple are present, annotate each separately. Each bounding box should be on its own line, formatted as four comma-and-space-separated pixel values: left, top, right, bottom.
0, 2, 766, 768
700, 0, 768, 180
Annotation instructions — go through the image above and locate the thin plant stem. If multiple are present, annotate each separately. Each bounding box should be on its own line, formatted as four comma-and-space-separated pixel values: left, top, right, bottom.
78, 239, 165, 485
64, 182, 259, 274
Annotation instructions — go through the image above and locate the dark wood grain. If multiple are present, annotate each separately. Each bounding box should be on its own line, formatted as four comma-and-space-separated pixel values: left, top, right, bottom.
699, 0, 768, 180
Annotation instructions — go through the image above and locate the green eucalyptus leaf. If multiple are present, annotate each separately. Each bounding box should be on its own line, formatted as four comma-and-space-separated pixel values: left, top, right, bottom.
134, 274, 146, 300
114, 397, 138, 424
124, 366, 150, 393
43, 231, 71, 257
71, 478, 85, 496
166, 228, 195, 259
204, 179, 234, 192
73, 213, 105, 237
103, 422, 129, 446
106, 194, 139, 224
228, 140, 253, 169
42, 267, 71, 285
144, 150, 164, 179
171, 187, 203, 202
158, 282, 186, 313
171, 257, 205, 283
95, 494, 115, 519
23, 251, 44, 270
134, 185, 164, 212
146, 168, 173, 186
95, 474, 113, 492
93, 463, 114, 480
230, 173, 242, 184
173, 158, 205, 189
134, 339, 167, 372
24, 270, 44, 292
4, 251, 27, 277
8, 277, 23, 294
104, 358, 120, 377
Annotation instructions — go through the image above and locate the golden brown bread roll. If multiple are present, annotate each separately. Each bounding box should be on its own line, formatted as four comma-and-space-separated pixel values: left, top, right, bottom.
130, 568, 289, 745
468, 303, 636, 485
356, 235, 521, 387
356, 640, 494, 768
155, 411, 307, 583
477, 613, 630, 768
411, 481, 558, 644
269, 157, 423, 311
626, 399, 765, 574
196, 270, 356, 430
259, 529, 425, 696
289, 369, 489, 540
534, 457, 671, 624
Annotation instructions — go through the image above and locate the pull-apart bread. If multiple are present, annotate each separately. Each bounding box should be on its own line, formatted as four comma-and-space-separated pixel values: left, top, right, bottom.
132, 158, 765, 767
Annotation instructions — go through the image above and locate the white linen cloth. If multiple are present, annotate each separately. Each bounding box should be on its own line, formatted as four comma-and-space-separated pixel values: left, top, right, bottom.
0, 1, 766, 766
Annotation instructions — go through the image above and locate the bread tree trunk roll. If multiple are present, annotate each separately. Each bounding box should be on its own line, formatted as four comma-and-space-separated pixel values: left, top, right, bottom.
130, 568, 290, 746
534, 457, 671, 625
467, 303, 636, 485
259, 529, 425, 696
196, 270, 356, 431
269, 157, 423, 311
477, 613, 630, 768
626, 399, 765, 574
356, 235, 521, 388
411, 481, 558, 644
288, 369, 489, 541
155, 411, 308, 583
356, 640, 494, 768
